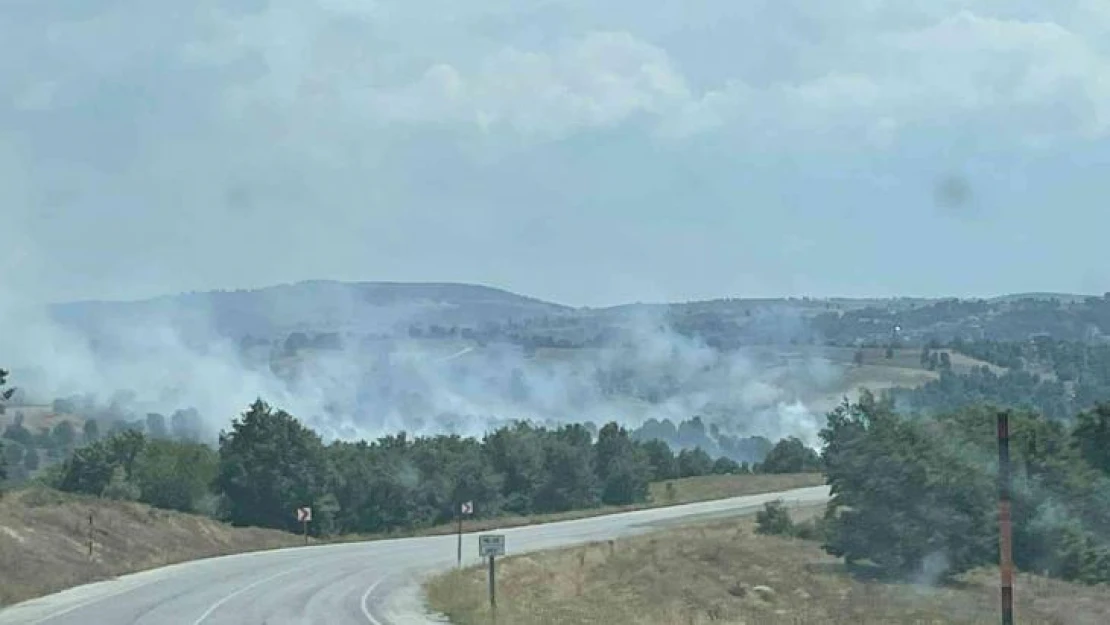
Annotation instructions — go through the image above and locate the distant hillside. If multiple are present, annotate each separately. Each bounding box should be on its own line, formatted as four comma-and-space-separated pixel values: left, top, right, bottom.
45, 282, 1110, 350
49, 280, 574, 341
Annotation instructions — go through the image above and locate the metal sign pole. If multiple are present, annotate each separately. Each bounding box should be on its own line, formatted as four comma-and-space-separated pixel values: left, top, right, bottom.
488, 554, 496, 614
457, 509, 463, 567
998, 411, 1014, 625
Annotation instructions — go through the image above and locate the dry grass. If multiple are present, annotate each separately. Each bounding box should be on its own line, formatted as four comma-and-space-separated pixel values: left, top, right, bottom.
647, 474, 824, 507
426, 506, 1110, 625
0, 487, 304, 607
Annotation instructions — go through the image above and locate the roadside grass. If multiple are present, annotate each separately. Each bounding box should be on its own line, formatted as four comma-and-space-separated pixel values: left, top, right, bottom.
0, 487, 303, 606
426, 505, 1110, 625
0, 473, 823, 607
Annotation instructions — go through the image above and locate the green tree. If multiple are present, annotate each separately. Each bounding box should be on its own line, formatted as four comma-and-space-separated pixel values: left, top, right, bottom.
533, 424, 600, 513
102, 466, 141, 501
676, 447, 713, 477
0, 368, 15, 415
594, 423, 652, 506
83, 418, 101, 444
132, 439, 219, 513
216, 399, 331, 532
2, 416, 33, 446
0, 365, 11, 495
145, 413, 169, 439
1072, 404, 1110, 475
56, 431, 148, 496
51, 421, 77, 450
23, 447, 40, 472
761, 437, 822, 474
639, 439, 677, 481
712, 456, 740, 474
756, 500, 794, 536
820, 395, 996, 579
483, 423, 546, 515
171, 408, 203, 442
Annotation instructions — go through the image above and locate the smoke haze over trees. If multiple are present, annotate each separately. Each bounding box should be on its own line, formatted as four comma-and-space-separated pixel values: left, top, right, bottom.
38, 398, 761, 536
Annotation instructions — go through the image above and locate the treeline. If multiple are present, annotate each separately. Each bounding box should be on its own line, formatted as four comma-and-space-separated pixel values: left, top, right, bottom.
819, 392, 1110, 585
886, 367, 1074, 420
0, 400, 205, 485
813, 295, 1110, 345
2, 395, 816, 536
891, 336, 1110, 420
630, 417, 775, 464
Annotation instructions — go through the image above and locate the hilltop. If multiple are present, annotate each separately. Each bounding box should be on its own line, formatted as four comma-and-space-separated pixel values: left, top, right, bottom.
42, 280, 1110, 347
48, 280, 574, 342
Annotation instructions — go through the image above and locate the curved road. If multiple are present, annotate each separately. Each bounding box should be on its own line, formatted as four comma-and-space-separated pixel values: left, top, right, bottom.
0, 486, 828, 625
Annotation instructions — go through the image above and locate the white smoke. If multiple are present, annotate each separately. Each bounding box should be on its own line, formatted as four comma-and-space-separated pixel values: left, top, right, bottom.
1, 288, 840, 446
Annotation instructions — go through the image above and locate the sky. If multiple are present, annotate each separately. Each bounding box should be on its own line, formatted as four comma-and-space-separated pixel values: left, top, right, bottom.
4, 0, 1110, 308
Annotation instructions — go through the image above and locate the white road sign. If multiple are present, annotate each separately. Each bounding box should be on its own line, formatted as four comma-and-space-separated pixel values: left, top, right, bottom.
296, 507, 312, 523
461, 501, 474, 515
478, 534, 505, 557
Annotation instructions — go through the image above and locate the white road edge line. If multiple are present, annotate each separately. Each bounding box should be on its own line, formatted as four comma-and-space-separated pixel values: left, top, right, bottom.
191, 567, 300, 625
359, 577, 387, 625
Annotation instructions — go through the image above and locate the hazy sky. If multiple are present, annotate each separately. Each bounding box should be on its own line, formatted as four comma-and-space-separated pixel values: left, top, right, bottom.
4, 1, 1110, 307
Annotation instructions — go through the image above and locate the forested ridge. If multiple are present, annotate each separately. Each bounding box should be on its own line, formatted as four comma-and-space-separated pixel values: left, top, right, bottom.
889, 337, 1110, 419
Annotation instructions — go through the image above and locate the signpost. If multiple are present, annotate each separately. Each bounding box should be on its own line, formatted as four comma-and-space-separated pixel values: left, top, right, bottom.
998, 413, 1014, 625
457, 501, 473, 567
296, 507, 312, 545
478, 534, 505, 619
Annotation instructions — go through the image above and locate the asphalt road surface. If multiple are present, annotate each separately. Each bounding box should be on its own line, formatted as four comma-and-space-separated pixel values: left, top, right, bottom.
0, 485, 829, 625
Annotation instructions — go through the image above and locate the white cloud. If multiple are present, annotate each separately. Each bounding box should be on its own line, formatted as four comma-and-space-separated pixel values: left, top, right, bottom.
5, 1, 1110, 306
369, 32, 699, 138
337, 5, 1110, 144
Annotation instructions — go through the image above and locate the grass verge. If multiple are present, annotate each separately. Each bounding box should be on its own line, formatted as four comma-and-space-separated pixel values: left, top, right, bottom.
426, 505, 1110, 625
0, 487, 304, 606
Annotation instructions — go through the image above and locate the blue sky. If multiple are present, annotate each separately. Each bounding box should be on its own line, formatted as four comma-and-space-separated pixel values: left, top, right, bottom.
3, 0, 1110, 306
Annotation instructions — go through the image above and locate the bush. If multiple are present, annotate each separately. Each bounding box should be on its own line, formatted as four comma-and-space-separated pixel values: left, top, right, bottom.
755, 500, 794, 536
761, 437, 822, 474
102, 466, 141, 501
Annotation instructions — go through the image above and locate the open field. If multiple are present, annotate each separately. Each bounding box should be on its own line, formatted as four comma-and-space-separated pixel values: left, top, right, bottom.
427, 505, 1110, 625
0, 474, 822, 607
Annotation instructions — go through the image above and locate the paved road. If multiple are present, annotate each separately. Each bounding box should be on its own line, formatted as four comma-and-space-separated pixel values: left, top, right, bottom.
0, 486, 829, 625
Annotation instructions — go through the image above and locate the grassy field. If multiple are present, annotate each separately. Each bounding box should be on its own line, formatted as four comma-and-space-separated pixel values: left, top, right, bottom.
0, 473, 822, 606
427, 506, 1110, 625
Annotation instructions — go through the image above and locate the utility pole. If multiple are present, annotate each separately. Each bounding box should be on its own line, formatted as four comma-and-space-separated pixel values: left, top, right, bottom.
998, 411, 1014, 625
